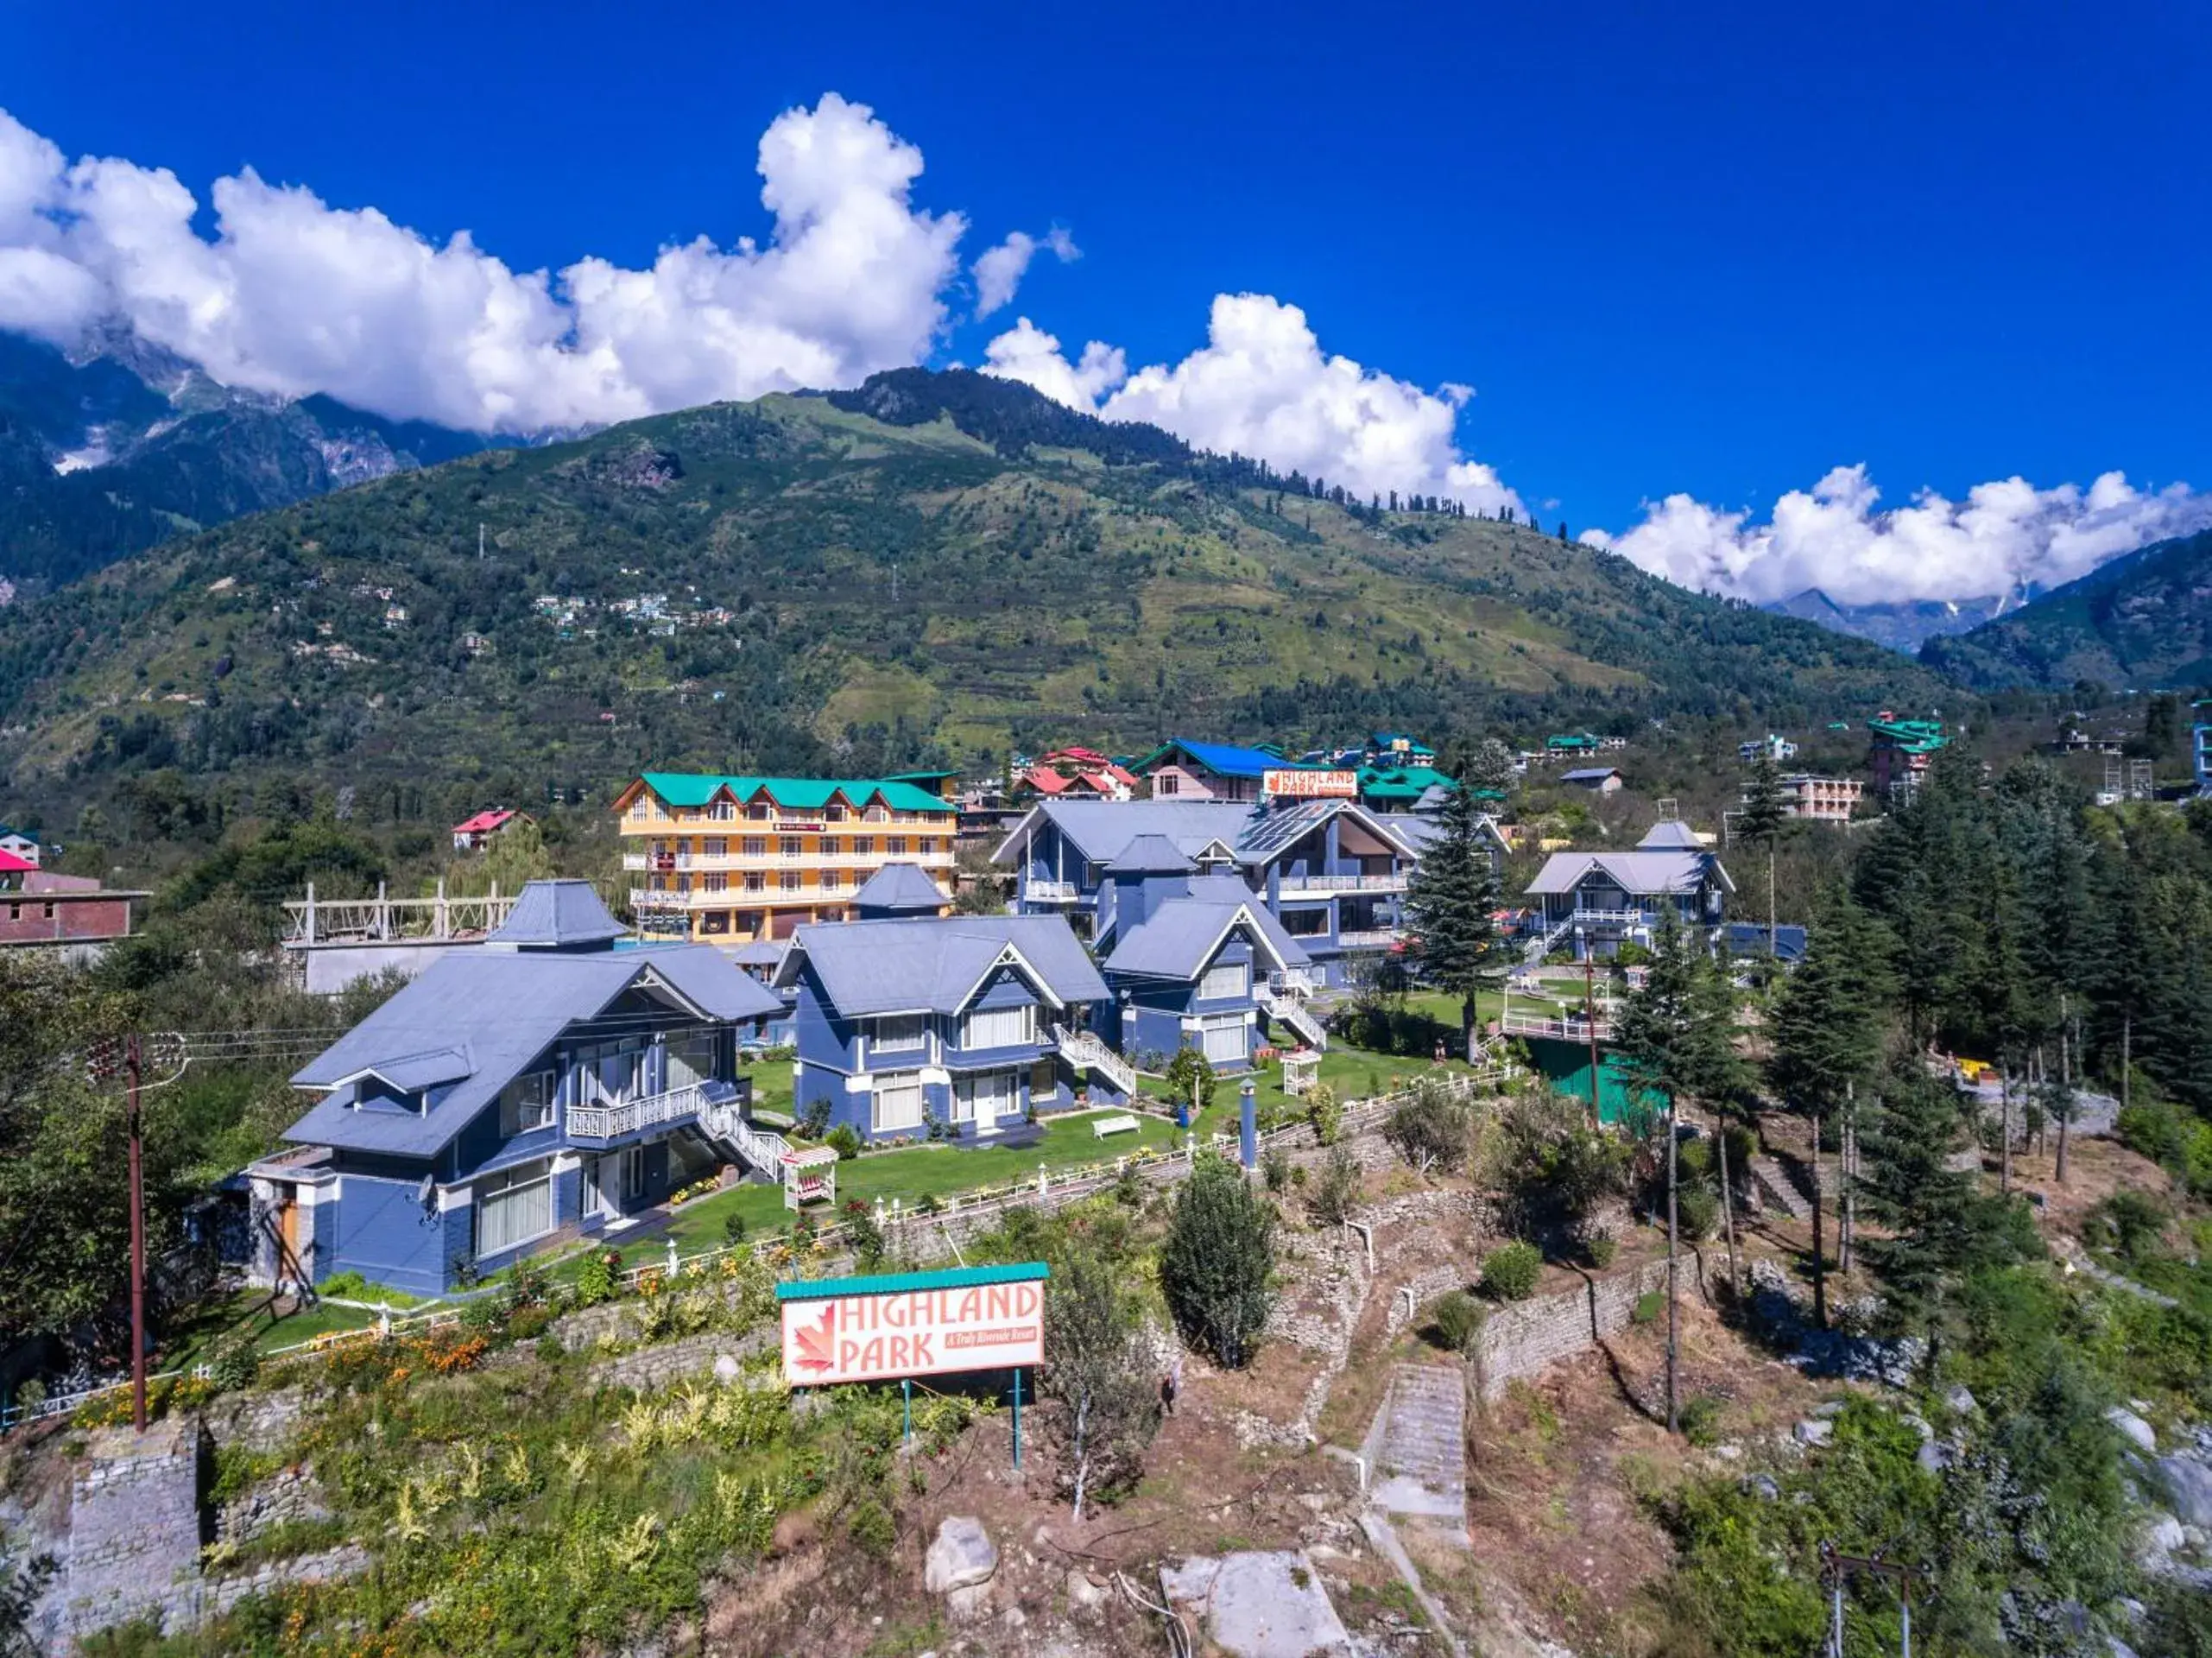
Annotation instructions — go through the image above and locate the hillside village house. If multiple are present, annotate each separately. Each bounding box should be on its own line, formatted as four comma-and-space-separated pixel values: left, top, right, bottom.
1773, 774, 1863, 824
1868, 716, 1946, 800
1010, 747, 1139, 802
256, 880, 782, 1295
993, 785, 1498, 991
2194, 700, 2211, 794
0, 826, 41, 866
450, 808, 525, 852
1523, 820, 1735, 960
0, 856, 149, 955
1559, 766, 1625, 794
1131, 737, 1306, 803
616, 774, 957, 942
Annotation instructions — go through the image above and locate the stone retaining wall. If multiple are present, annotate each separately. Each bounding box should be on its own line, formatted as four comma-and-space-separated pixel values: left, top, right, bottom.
65, 1422, 205, 1638
199, 1385, 306, 1455
1472, 1256, 1679, 1402
217, 1466, 331, 1546
585, 1328, 776, 1393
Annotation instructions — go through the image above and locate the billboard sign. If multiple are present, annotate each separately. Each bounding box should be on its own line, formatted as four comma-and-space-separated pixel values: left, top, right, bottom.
777, 1262, 1048, 1385
1263, 768, 1357, 801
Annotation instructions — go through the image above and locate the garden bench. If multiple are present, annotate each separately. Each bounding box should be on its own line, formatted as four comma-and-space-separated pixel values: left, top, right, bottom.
1091, 1114, 1141, 1141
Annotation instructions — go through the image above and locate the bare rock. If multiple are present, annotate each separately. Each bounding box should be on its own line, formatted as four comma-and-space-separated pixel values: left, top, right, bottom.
926, 1516, 999, 1595
2108, 1407, 2158, 1455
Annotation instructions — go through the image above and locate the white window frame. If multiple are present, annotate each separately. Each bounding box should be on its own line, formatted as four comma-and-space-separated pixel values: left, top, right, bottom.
498, 1071, 554, 1136
960, 1003, 1036, 1052
1198, 959, 1248, 1003
871, 1016, 929, 1058
873, 1073, 925, 1133
476, 1161, 554, 1257
1198, 1013, 1247, 1066
780, 870, 803, 892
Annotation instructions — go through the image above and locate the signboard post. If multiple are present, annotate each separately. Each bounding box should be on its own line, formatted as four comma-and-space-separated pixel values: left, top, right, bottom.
778, 1262, 1049, 1465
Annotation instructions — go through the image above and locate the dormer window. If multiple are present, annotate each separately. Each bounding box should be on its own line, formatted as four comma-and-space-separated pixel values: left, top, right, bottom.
961, 1004, 1035, 1050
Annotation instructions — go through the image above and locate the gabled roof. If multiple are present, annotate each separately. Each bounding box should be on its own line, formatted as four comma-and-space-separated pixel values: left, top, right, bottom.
452, 808, 518, 835
993, 796, 1421, 872
1131, 739, 1313, 781
1108, 834, 1197, 875
850, 862, 951, 915
285, 945, 781, 1158
777, 914, 1108, 1019
0, 849, 34, 874
1636, 820, 1704, 851
489, 880, 628, 949
1524, 850, 1735, 898
1103, 877, 1311, 980
726, 939, 788, 968
622, 773, 956, 814
1560, 767, 1621, 783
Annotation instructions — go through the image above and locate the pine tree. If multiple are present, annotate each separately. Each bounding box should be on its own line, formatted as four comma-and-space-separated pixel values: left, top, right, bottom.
1858, 1057, 2002, 1359
1768, 886, 1894, 1325
1043, 1243, 1159, 1521
1403, 776, 1504, 1049
1736, 750, 1790, 959
1614, 908, 1741, 1431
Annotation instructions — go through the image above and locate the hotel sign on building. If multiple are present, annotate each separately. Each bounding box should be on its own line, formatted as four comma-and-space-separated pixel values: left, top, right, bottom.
1263, 769, 1358, 801
777, 1262, 1048, 1385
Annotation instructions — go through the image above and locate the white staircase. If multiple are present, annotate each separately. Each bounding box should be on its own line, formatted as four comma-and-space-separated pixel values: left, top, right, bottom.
1525, 914, 1576, 965
698, 1086, 791, 1186
1255, 983, 1329, 1052
1053, 1025, 1139, 1097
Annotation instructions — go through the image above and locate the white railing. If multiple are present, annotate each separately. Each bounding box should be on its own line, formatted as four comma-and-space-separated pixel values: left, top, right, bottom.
1256, 986, 1330, 1052
1025, 878, 1080, 902
1501, 1009, 1616, 1043
629, 888, 694, 911
627, 848, 956, 876
566, 1082, 706, 1142
1568, 908, 1652, 927
699, 1095, 792, 1185
1335, 927, 1400, 948
1268, 968, 1317, 997
1052, 1024, 1139, 1096
1277, 872, 1406, 895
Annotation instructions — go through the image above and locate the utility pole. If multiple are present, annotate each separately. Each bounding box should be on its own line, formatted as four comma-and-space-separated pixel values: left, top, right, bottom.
85, 1034, 188, 1434
1820, 1541, 1931, 1658
478, 522, 486, 562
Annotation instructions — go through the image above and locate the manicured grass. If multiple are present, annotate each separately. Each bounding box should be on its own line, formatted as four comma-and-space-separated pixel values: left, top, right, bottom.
736, 1056, 796, 1119
655, 1107, 1187, 1252
159, 1288, 386, 1370
1138, 1041, 1489, 1134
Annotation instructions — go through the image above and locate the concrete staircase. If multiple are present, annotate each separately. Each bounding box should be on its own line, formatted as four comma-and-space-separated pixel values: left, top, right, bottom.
1369, 1364, 1467, 1529
1748, 1154, 1813, 1223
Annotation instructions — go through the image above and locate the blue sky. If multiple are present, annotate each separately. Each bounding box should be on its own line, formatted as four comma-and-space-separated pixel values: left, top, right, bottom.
4, 0, 2209, 602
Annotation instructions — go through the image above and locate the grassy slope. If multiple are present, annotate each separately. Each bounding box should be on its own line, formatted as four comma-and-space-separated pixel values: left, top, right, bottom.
0, 384, 1954, 818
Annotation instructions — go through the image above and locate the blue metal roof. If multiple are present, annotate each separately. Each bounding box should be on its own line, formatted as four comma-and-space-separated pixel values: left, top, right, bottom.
1149, 739, 1292, 780
1108, 833, 1197, 874
777, 1260, 1050, 1301
489, 879, 628, 948
1103, 876, 1311, 979
780, 914, 1108, 1018
850, 862, 951, 915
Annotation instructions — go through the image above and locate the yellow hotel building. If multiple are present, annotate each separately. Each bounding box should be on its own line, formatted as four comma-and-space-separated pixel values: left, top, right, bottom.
614, 773, 957, 941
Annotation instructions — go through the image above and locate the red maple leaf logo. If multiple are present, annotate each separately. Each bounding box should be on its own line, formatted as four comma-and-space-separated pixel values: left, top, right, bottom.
790, 1304, 837, 1374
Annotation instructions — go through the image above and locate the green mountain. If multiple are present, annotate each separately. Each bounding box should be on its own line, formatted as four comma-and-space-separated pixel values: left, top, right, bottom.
1920, 528, 2212, 691
0, 331, 509, 597
0, 370, 1952, 826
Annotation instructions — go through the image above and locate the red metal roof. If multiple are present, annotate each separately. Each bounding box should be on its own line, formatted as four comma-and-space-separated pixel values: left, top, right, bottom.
452, 809, 517, 835
0, 849, 34, 873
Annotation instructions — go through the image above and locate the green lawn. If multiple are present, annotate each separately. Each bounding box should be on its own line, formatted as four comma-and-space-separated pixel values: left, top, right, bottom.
158, 1288, 387, 1370
736, 1055, 795, 1119
654, 1107, 1187, 1253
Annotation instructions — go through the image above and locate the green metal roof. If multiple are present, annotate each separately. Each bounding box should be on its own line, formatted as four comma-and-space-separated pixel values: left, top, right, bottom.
1545, 733, 1600, 750
635, 773, 956, 813
1359, 765, 1458, 800
1866, 718, 1946, 753
775, 1261, 1051, 1302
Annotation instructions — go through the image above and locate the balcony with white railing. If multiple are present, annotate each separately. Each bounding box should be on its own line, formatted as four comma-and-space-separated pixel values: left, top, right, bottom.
1501, 1009, 1617, 1044
566, 1082, 705, 1143
1276, 870, 1407, 897
623, 847, 954, 875
1052, 1023, 1137, 1094
1025, 877, 1080, 902
1267, 968, 1316, 997
1334, 927, 1400, 948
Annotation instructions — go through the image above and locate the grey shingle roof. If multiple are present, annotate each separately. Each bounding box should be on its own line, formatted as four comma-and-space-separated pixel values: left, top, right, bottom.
284, 944, 781, 1158
850, 862, 951, 914
1636, 820, 1704, 850
1103, 880, 1311, 979
1108, 834, 1197, 874
489, 879, 629, 948
779, 915, 1109, 1018
1524, 850, 1735, 897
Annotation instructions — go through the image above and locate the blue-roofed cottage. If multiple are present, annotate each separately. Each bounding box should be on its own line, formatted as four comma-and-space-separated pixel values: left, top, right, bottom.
250, 879, 784, 1294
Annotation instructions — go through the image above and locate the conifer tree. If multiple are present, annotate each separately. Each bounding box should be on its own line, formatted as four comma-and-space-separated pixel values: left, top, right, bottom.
1858, 1057, 2003, 1363
1160, 1155, 1274, 1369
1769, 886, 1894, 1325
1044, 1242, 1159, 1521
1614, 908, 1741, 1432
1403, 775, 1504, 1050
1736, 749, 1789, 959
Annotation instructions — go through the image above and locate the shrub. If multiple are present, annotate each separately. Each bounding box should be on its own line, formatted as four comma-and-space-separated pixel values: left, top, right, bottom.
1678, 1395, 1723, 1446
825, 1124, 863, 1161
799, 1099, 833, 1140
722, 1211, 749, 1248
1581, 1229, 1619, 1269
1480, 1241, 1543, 1302
1114, 1164, 1147, 1208
1163, 1046, 1217, 1118
1633, 1289, 1664, 1324
845, 1497, 896, 1557
1431, 1290, 1486, 1357
1307, 1145, 1361, 1226
1676, 1185, 1719, 1242
1261, 1146, 1292, 1193
206, 1331, 260, 1393
574, 1250, 619, 1307
1160, 1155, 1274, 1368
842, 1200, 887, 1270
1385, 1077, 1474, 1174
1306, 1083, 1343, 1147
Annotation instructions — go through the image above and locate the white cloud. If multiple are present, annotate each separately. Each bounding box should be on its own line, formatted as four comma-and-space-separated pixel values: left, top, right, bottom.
971, 226, 1077, 319
1589, 464, 2212, 607
983, 293, 1521, 513
0, 96, 973, 433
980, 316, 1127, 410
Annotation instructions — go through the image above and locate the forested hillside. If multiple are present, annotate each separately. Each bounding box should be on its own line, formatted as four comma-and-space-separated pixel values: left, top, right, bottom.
1921, 528, 2212, 692
0, 370, 1950, 837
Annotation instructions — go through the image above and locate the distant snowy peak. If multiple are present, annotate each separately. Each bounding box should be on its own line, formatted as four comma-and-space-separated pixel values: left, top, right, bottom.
1765, 584, 2045, 654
